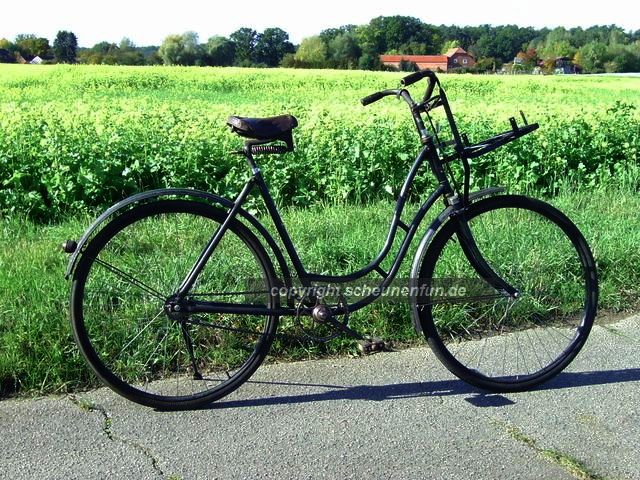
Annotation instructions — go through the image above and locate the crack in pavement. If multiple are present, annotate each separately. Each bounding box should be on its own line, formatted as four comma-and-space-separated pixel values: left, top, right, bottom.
68, 395, 165, 478
492, 419, 607, 480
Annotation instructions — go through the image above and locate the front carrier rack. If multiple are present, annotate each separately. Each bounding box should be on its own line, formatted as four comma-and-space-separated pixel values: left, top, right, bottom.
450, 111, 538, 161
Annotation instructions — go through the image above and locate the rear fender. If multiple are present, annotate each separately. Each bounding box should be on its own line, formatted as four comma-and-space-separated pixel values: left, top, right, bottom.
64, 188, 293, 298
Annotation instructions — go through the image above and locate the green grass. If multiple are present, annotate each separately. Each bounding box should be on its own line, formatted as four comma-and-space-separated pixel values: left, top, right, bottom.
1, 65, 638, 396
0, 188, 638, 397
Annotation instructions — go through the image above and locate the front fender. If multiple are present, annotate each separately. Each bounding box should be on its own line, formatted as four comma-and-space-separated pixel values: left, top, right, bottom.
64, 188, 293, 294
409, 186, 505, 334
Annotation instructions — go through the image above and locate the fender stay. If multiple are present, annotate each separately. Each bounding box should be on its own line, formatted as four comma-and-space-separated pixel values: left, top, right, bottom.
409, 186, 505, 334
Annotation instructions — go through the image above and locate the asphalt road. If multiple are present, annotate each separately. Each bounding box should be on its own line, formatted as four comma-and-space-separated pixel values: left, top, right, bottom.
1, 315, 639, 480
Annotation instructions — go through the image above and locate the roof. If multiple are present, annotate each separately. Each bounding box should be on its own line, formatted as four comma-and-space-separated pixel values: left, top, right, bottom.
445, 47, 469, 57
380, 48, 473, 64
16, 53, 36, 63
380, 54, 448, 63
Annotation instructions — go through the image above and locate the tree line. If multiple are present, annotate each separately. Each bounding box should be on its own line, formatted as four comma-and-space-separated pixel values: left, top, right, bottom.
2, 17, 640, 73
0, 31, 78, 63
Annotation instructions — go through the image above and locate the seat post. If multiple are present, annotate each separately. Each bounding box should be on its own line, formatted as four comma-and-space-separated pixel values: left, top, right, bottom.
243, 141, 262, 175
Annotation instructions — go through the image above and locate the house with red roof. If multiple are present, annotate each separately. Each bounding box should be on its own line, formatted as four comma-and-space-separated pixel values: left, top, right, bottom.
380, 47, 476, 72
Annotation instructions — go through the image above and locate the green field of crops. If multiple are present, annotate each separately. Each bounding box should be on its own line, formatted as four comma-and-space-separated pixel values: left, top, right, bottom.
1, 65, 640, 396
1, 65, 639, 219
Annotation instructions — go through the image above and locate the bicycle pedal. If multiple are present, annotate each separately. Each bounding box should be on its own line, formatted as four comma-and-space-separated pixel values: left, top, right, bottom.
357, 338, 387, 355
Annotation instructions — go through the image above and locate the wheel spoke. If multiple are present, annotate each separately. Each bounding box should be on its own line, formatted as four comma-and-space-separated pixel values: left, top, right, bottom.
93, 257, 165, 301
116, 307, 165, 360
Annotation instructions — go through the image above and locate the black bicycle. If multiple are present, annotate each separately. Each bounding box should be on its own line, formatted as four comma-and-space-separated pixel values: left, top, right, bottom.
63, 70, 598, 409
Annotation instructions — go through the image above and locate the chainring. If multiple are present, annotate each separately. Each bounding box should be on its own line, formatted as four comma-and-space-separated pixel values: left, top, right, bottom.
294, 294, 349, 342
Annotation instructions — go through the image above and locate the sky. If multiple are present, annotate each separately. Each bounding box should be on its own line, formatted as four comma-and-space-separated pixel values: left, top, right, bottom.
1, 0, 638, 47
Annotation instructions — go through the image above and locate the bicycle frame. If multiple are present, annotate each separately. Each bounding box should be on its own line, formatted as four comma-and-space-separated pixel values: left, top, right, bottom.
174, 71, 539, 319
177, 140, 450, 317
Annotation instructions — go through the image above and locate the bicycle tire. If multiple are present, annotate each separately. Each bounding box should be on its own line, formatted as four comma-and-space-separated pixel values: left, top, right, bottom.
70, 199, 278, 409
413, 195, 598, 392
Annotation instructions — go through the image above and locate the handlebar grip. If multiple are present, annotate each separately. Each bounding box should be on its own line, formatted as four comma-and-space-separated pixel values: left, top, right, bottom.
400, 71, 425, 87
400, 69, 435, 87
361, 91, 385, 106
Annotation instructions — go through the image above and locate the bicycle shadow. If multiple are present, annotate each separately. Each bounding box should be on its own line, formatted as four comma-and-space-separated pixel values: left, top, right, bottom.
206, 368, 640, 410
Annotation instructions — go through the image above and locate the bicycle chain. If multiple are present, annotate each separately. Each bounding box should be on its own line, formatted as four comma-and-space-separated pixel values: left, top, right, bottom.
186, 293, 350, 344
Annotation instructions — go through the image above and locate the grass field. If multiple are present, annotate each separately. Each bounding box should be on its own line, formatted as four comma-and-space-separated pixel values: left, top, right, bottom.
0, 65, 638, 219
1, 191, 639, 396
0, 65, 639, 396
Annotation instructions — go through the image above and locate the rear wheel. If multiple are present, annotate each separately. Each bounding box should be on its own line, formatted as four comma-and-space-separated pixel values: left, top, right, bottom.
414, 195, 598, 392
70, 200, 278, 409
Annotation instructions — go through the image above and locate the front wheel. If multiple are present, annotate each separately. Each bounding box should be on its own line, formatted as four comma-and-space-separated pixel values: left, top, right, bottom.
70, 199, 279, 409
413, 195, 598, 392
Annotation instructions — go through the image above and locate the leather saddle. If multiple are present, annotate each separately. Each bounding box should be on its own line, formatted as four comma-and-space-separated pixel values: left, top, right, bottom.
227, 114, 298, 152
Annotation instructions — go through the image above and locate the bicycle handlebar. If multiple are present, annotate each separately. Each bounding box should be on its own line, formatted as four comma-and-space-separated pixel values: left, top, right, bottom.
360, 91, 387, 106
360, 89, 399, 106
402, 70, 439, 104
361, 69, 440, 109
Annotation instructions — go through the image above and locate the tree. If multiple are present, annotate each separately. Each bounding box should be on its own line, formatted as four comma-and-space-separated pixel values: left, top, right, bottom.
394, 41, 429, 55
0, 38, 17, 62
137, 46, 162, 65
255, 28, 294, 67
280, 52, 297, 68
0, 48, 15, 63
608, 28, 626, 46
159, 32, 199, 65
53, 31, 78, 63
319, 25, 358, 45
159, 35, 182, 65
205, 36, 236, 66
328, 32, 361, 68
513, 47, 539, 70
113, 38, 145, 65
230, 28, 257, 65
77, 42, 115, 64
606, 44, 639, 72
440, 39, 460, 54
474, 25, 537, 62
475, 57, 499, 72
576, 41, 608, 73
545, 27, 571, 48
357, 16, 426, 54
15, 34, 51, 58
358, 51, 381, 70
180, 31, 200, 65
0, 38, 13, 51
294, 36, 327, 67
439, 24, 478, 51
540, 40, 576, 61
119, 37, 136, 50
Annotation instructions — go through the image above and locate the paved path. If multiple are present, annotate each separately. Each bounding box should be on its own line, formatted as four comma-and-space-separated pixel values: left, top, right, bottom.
1, 316, 639, 480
